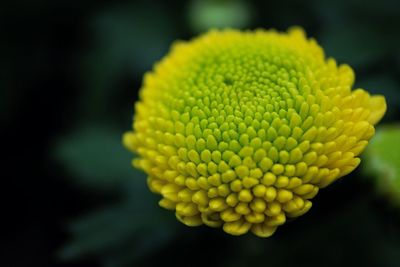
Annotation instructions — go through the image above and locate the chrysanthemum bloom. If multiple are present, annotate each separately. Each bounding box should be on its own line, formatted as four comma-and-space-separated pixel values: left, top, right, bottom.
123, 28, 386, 237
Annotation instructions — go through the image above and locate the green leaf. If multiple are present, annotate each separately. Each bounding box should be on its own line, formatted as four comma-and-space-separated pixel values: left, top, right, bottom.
54, 125, 134, 190
57, 127, 180, 264
59, 159, 178, 264
187, 0, 253, 33
363, 124, 400, 205
60, 199, 177, 263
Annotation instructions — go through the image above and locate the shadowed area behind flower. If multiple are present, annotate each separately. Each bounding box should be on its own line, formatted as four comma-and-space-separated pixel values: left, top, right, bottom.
54, 0, 400, 265
6, 0, 400, 266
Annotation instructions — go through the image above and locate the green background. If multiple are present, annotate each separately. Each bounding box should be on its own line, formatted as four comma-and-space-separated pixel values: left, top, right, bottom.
2, 0, 400, 266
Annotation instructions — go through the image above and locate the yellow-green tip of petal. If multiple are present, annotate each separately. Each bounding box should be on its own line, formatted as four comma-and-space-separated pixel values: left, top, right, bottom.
123, 27, 387, 237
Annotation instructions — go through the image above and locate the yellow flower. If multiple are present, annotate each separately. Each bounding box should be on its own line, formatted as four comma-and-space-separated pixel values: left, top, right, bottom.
123, 28, 386, 237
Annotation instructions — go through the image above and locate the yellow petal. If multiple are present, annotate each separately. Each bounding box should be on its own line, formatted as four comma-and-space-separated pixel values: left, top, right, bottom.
367, 95, 387, 125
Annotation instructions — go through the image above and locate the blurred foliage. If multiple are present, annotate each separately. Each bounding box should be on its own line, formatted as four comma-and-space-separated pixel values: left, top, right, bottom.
48, 0, 400, 266
320, 23, 388, 67
364, 125, 400, 205
315, 0, 400, 68
59, 168, 178, 266
78, 3, 178, 121
187, 0, 253, 33
54, 126, 133, 190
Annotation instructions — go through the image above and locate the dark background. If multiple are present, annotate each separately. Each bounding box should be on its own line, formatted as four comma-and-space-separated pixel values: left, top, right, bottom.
2, 0, 400, 266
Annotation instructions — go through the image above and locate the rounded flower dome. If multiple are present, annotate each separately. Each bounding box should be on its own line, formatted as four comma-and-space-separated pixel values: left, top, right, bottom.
123, 28, 386, 237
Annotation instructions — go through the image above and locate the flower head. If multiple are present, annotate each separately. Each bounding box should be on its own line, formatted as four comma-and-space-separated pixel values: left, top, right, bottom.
123, 28, 386, 237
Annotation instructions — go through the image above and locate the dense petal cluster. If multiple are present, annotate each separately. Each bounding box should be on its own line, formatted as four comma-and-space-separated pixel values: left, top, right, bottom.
124, 28, 386, 237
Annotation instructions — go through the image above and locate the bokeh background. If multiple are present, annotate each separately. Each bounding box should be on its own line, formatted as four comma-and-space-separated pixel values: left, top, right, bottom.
3, 0, 400, 266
